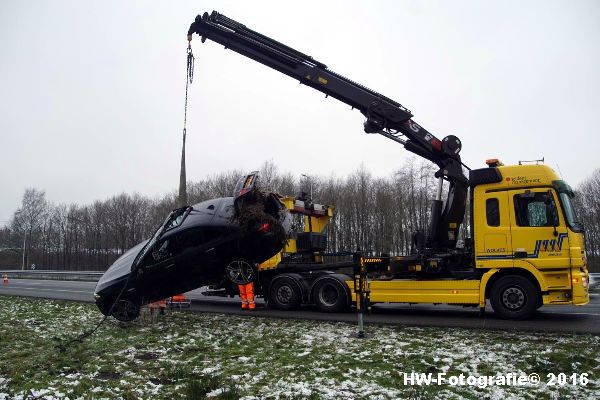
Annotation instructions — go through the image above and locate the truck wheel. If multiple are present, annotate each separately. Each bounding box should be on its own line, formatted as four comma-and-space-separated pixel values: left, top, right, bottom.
490, 275, 538, 320
270, 277, 302, 310
111, 298, 140, 322
312, 279, 349, 313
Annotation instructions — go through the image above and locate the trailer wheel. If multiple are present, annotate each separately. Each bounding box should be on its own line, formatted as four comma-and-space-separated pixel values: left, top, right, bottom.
312, 279, 349, 313
490, 275, 538, 320
111, 298, 140, 322
270, 277, 302, 310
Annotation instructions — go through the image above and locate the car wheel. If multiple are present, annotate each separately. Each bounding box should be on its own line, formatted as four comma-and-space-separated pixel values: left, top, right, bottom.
270, 277, 302, 310
226, 259, 255, 284
312, 279, 349, 313
490, 275, 538, 320
111, 298, 140, 322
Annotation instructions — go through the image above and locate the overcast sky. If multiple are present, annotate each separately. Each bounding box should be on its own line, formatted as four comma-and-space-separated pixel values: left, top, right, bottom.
1, 0, 599, 226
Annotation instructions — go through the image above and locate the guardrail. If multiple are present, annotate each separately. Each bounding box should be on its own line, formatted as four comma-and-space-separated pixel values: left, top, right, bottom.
0, 270, 598, 284
590, 273, 599, 289
0, 270, 103, 282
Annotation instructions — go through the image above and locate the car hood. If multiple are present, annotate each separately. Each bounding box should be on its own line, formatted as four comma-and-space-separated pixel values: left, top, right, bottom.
95, 240, 148, 289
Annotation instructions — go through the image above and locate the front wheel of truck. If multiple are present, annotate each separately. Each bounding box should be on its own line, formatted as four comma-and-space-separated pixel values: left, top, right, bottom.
490, 275, 538, 320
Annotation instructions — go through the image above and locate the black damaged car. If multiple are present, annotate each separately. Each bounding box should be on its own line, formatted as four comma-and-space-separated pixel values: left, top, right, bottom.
94, 172, 291, 321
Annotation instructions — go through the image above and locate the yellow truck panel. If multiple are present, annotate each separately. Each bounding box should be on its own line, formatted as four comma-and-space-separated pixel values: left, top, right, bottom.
348, 279, 481, 305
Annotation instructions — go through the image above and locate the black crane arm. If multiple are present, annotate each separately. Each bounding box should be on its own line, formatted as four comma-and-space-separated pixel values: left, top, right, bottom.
188, 11, 468, 250
188, 11, 465, 173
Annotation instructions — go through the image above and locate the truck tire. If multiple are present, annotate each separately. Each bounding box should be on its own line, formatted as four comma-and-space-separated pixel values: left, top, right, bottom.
490, 275, 538, 320
312, 278, 349, 313
269, 276, 302, 310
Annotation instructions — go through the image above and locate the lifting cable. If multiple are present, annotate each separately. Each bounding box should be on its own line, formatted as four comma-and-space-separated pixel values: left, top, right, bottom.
56, 42, 195, 353
182, 38, 195, 149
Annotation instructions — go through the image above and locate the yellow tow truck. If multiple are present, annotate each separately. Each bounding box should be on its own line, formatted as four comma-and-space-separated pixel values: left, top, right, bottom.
256, 161, 588, 319
187, 12, 589, 319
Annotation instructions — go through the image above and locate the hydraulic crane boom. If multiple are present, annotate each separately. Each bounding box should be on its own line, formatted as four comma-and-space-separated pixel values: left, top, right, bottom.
188, 11, 468, 250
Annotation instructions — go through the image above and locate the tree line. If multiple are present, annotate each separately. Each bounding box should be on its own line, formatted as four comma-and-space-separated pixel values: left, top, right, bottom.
0, 161, 598, 272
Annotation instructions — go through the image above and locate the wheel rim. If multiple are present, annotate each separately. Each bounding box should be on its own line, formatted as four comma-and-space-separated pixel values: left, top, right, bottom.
501, 286, 526, 310
226, 260, 254, 284
276, 285, 293, 304
112, 299, 138, 322
318, 283, 339, 307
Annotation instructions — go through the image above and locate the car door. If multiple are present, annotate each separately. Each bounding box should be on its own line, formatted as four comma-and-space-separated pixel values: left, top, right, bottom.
176, 227, 223, 288
136, 235, 180, 299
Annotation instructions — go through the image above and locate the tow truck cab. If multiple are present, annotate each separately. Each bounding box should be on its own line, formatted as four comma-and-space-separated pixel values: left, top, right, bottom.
471, 162, 589, 307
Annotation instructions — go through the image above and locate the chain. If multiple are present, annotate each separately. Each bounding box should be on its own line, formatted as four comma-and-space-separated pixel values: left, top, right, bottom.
55, 41, 197, 353
183, 42, 194, 136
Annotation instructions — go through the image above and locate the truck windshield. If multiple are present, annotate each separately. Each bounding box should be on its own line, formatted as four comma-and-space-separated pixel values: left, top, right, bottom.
553, 180, 583, 232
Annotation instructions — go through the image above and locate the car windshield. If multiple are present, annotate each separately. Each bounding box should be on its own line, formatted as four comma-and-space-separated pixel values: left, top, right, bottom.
132, 206, 191, 269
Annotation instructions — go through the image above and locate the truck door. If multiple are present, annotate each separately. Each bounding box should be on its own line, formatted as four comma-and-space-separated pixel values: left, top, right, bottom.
474, 191, 513, 268
508, 189, 570, 269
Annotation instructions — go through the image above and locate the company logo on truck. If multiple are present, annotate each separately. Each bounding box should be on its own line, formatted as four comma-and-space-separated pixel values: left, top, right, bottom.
477, 233, 568, 260
505, 176, 542, 185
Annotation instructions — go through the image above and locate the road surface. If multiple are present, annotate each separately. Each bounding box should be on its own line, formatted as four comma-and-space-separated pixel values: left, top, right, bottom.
1, 278, 599, 334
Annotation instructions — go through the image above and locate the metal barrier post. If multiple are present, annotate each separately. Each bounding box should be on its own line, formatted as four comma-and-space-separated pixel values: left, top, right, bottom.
353, 254, 369, 338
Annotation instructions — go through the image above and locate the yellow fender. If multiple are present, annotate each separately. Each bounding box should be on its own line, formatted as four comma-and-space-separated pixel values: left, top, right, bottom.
478, 264, 548, 307
512, 261, 549, 292
479, 269, 499, 307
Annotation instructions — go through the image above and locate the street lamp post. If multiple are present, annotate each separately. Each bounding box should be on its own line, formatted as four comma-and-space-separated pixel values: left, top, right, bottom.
21, 234, 26, 271
14, 210, 27, 271
301, 174, 313, 200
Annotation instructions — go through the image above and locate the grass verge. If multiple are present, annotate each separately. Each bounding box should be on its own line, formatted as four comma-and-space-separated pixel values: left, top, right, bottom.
0, 295, 598, 399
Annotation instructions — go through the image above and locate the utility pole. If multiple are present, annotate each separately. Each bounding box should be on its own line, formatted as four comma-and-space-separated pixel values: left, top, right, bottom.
178, 131, 188, 207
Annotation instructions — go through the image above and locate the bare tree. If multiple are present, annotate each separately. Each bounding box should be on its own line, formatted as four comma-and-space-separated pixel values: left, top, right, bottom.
11, 188, 48, 269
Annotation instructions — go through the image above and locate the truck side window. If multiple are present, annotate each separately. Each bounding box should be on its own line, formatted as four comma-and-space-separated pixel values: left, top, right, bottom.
486, 198, 500, 226
513, 193, 559, 227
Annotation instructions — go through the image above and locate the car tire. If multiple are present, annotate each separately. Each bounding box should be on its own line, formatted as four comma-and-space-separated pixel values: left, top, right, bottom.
312, 279, 349, 313
225, 259, 256, 285
269, 277, 302, 310
490, 275, 538, 320
111, 298, 140, 322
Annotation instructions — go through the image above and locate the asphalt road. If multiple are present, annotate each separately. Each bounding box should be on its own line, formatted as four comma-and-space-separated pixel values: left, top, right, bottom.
1, 278, 599, 334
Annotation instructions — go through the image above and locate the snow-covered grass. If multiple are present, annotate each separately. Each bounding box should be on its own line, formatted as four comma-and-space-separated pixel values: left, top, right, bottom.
0, 295, 599, 399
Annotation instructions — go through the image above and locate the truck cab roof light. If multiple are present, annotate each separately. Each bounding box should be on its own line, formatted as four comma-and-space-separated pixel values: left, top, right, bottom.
485, 159, 504, 167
